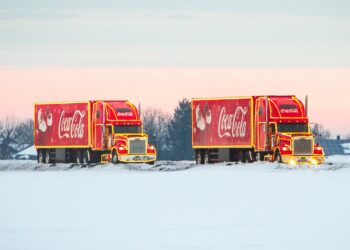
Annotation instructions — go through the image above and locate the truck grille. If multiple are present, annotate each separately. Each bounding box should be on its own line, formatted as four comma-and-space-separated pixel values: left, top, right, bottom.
293, 138, 313, 156
129, 138, 146, 154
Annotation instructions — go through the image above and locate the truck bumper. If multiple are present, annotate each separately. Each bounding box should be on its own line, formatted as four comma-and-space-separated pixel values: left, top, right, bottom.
118, 154, 156, 163
282, 155, 324, 165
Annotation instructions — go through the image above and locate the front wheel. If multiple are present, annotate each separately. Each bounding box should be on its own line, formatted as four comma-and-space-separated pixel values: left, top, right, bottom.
111, 150, 119, 164
275, 151, 282, 163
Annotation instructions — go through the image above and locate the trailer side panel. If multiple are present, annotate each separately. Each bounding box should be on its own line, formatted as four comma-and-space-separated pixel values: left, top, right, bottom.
192, 98, 253, 148
34, 102, 90, 148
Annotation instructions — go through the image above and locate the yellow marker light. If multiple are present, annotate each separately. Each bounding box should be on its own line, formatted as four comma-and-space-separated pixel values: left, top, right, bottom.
289, 159, 296, 166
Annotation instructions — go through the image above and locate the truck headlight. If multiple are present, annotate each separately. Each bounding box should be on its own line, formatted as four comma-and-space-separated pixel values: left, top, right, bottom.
311, 158, 318, 165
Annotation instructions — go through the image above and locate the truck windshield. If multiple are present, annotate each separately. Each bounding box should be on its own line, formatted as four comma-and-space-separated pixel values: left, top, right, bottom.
277, 123, 309, 133
114, 125, 142, 134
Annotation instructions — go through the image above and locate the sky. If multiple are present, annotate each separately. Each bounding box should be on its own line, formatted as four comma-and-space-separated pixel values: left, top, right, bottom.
0, 0, 349, 137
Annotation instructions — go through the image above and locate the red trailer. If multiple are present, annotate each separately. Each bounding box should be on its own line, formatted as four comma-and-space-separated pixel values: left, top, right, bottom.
192, 96, 324, 165
34, 100, 156, 164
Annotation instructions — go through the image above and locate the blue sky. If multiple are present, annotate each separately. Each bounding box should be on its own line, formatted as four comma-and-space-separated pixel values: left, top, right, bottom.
0, 0, 349, 67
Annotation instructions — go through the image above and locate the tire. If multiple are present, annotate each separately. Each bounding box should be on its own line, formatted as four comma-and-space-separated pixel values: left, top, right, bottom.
204, 151, 210, 164
82, 150, 90, 164
196, 150, 204, 165
45, 151, 51, 164
245, 151, 253, 163
38, 150, 44, 163
275, 151, 282, 163
256, 152, 263, 162
76, 150, 82, 165
238, 151, 245, 163
111, 150, 119, 164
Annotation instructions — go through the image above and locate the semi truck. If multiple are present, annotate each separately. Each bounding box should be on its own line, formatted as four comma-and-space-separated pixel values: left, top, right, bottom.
34, 100, 156, 164
192, 96, 324, 165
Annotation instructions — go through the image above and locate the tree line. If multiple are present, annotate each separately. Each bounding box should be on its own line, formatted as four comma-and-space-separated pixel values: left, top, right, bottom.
141, 98, 193, 160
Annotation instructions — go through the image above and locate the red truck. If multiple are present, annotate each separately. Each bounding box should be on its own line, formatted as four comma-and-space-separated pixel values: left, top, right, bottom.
192, 96, 324, 165
34, 100, 156, 164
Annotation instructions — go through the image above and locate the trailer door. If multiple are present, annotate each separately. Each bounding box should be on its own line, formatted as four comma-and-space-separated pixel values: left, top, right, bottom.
256, 98, 268, 151
92, 102, 106, 150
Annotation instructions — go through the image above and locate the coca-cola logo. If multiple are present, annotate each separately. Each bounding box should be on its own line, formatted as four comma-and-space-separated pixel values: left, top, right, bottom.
218, 106, 248, 138
117, 112, 133, 117
58, 110, 86, 139
281, 108, 298, 114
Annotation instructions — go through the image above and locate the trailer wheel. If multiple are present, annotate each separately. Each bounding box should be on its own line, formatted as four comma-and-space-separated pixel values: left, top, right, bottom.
38, 150, 44, 163
238, 151, 246, 163
82, 150, 90, 164
204, 151, 210, 164
196, 150, 204, 165
45, 151, 51, 164
256, 152, 263, 162
111, 150, 119, 164
76, 150, 82, 165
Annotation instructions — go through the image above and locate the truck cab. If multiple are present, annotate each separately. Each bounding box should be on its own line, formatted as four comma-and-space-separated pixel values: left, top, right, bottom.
254, 96, 324, 165
91, 100, 156, 164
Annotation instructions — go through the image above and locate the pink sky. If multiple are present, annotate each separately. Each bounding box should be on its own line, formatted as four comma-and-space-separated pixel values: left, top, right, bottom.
1, 67, 349, 137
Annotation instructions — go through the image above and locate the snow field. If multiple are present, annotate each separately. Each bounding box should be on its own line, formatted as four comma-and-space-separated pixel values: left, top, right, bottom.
0, 156, 350, 250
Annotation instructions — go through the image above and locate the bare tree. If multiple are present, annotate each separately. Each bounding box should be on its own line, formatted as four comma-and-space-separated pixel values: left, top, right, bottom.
15, 118, 34, 146
0, 116, 20, 159
142, 108, 171, 160
312, 123, 331, 140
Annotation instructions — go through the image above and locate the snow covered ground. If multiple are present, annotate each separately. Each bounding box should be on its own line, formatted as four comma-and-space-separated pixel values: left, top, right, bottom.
0, 156, 350, 250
